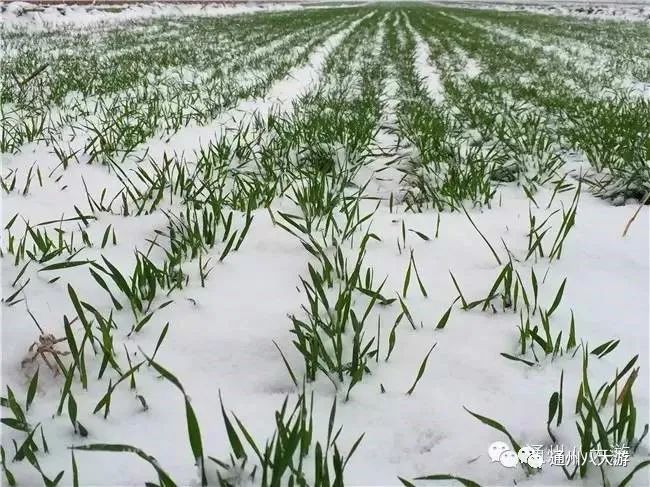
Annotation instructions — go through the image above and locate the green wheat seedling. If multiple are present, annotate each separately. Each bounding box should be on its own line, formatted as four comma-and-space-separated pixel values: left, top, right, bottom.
560, 349, 649, 482
339, 189, 379, 242
227, 171, 280, 212
512, 264, 565, 319
89, 255, 178, 319
291, 232, 384, 386
81, 179, 122, 215
103, 157, 171, 217
272, 201, 382, 285
0, 109, 48, 153
526, 182, 580, 262
401, 143, 499, 213
481, 262, 514, 313
93, 359, 144, 420
0, 110, 21, 153
130, 252, 180, 311
399, 473, 480, 487
61, 313, 92, 390
120, 157, 177, 216
500, 110, 563, 186
547, 182, 580, 262
0, 169, 17, 195
81, 94, 163, 164
66, 392, 88, 437
405, 342, 437, 395
13, 215, 95, 267
100, 224, 117, 249
565, 96, 649, 202
111, 147, 225, 218
143, 356, 207, 485
63, 288, 132, 385
511, 277, 575, 364
460, 203, 503, 265
546, 174, 575, 209
526, 206, 558, 261
464, 406, 524, 466
291, 277, 379, 387
513, 268, 540, 316
2, 386, 33, 437
448, 262, 513, 313
49, 141, 81, 177
272, 168, 376, 245
3, 216, 31, 266
17, 162, 40, 196
1, 446, 16, 486
215, 392, 364, 486
527, 310, 563, 360
3, 273, 30, 307
1, 386, 63, 485
287, 172, 343, 234
198, 255, 214, 288
402, 250, 428, 299
546, 370, 564, 443
77, 301, 123, 379
164, 203, 253, 265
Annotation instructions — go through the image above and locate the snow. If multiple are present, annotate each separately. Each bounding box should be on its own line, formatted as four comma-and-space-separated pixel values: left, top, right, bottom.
265, 16, 368, 105
1, 4, 649, 487
4, 158, 648, 486
431, 0, 650, 22
0, 1, 305, 31
406, 18, 445, 103
462, 56, 482, 78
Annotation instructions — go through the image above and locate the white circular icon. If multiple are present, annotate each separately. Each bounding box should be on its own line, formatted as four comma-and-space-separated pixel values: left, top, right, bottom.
518, 445, 534, 464
527, 452, 544, 469
499, 450, 518, 468
488, 441, 510, 462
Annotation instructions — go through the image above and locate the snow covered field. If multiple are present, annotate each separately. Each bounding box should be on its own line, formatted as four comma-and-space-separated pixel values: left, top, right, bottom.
430, 1, 650, 21
0, 1, 307, 31
1, 2, 649, 486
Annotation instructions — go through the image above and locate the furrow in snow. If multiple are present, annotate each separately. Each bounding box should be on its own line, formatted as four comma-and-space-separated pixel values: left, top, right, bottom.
361, 74, 408, 203
0, 17, 366, 253
455, 47, 482, 79
359, 15, 409, 203
451, 14, 649, 100
143, 14, 371, 164
404, 17, 444, 104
